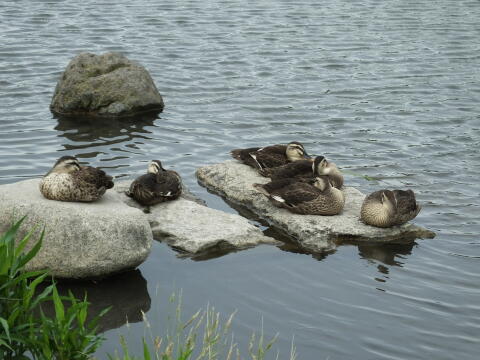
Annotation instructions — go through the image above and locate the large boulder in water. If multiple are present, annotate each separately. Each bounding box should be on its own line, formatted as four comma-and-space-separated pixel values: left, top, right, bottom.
50, 52, 164, 118
0, 179, 153, 279
196, 161, 436, 253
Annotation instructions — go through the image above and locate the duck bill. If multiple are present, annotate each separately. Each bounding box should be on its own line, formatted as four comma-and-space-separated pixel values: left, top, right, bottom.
303, 151, 312, 159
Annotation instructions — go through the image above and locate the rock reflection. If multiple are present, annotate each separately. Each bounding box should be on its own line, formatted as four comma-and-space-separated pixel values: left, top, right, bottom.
53, 113, 157, 152
38, 270, 151, 333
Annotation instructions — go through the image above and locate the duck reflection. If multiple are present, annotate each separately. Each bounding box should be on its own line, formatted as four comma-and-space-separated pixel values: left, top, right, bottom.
53, 113, 157, 151
38, 270, 151, 333
357, 242, 415, 268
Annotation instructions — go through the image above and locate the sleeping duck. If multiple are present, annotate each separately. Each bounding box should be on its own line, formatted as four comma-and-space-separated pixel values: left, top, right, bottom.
360, 189, 422, 228
230, 141, 310, 170
39, 156, 114, 202
259, 156, 343, 189
259, 156, 322, 180
253, 176, 345, 215
127, 160, 182, 206
313, 156, 343, 189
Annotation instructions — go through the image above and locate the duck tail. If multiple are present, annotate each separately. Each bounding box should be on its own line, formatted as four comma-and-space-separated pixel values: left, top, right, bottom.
230, 149, 243, 160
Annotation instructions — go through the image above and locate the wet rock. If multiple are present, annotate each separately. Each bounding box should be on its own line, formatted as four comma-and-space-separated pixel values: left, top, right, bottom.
50, 52, 164, 118
115, 181, 278, 254
196, 161, 436, 253
0, 179, 153, 279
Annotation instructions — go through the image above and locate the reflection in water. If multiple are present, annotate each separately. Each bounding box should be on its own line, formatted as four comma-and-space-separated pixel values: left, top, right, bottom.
39, 270, 151, 333
357, 243, 415, 267
53, 114, 157, 154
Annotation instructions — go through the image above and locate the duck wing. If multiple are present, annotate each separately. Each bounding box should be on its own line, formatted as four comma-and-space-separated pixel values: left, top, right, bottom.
231, 144, 287, 169
255, 178, 300, 194
272, 182, 321, 206
392, 189, 421, 224
153, 170, 182, 199
77, 166, 114, 189
127, 174, 157, 205
261, 160, 313, 179
230, 147, 261, 160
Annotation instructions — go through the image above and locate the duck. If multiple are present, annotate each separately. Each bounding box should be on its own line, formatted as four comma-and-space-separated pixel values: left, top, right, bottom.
126, 160, 182, 206
259, 156, 322, 180
259, 156, 343, 190
230, 141, 310, 170
360, 189, 422, 228
253, 176, 345, 215
313, 156, 343, 189
39, 156, 114, 202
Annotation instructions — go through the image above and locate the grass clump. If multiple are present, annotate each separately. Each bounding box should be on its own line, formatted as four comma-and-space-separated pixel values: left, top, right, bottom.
109, 293, 296, 360
0, 217, 105, 359
0, 218, 295, 360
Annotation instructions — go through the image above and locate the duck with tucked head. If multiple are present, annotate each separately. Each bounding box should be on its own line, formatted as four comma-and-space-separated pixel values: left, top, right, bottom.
230, 141, 310, 170
259, 155, 323, 180
39, 156, 114, 202
253, 176, 345, 215
360, 189, 421, 228
260, 156, 343, 188
127, 160, 182, 206
312, 156, 343, 189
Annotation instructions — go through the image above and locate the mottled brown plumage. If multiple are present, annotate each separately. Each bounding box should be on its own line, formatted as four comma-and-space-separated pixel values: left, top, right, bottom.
127, 160, 182, 206
253, 176, 345, 215
360, 189, 422, 228
230, 141, 310, 170
259, 156, 344, 191
39, 156, 114, 202
259, 158, 317, 179
314, 157, 343, 189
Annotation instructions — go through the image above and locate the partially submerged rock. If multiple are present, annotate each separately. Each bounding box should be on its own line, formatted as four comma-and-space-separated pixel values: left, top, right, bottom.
196, 161, 436, 253
50, 52, 164, 118
115, 181, 277, 254
0, 179, 152, 279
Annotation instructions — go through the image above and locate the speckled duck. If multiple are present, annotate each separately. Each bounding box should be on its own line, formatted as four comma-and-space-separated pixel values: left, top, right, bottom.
253, 176, 345, 215
360, 189, 422, 228
39, 156, 114, 202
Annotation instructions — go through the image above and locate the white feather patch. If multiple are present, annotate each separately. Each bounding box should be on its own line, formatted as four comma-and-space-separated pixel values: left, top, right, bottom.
250, 153, 263, 169
271, 195, 285, 203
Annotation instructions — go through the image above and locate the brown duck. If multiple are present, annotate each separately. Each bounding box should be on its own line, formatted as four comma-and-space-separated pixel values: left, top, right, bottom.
313, 157, 343, 189
259, 156, 322, 179
127, 160, 182, 206
253, 176, 345, 215
230, 141, 310, 170
360, 189, 422, 228
260, 156, 343, 189
39, 156, 114, 202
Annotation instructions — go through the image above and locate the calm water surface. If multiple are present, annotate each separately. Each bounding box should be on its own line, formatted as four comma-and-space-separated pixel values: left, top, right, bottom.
1, 0, 480, 359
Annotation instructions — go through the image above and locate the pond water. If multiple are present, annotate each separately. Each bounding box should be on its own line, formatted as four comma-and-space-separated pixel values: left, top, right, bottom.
1, 0, 480, 358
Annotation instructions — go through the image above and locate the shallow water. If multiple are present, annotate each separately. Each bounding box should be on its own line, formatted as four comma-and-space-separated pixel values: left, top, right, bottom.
1, 0, 480, 358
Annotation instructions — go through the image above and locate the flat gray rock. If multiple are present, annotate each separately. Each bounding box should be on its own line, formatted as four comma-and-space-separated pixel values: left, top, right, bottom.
115, 181, 277, 254
50, 52, 164, 118
196, 161, 436, 253
0, 179, 152, 279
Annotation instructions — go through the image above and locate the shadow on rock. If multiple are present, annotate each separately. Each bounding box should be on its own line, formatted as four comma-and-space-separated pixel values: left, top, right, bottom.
38, 269, 151, 333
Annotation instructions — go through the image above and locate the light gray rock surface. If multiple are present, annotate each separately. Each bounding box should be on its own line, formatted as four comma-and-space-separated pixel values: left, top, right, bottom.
115, 181, 277, 254
0, 179, 152, 279
50, 52, 164, 118
196, 161, 436, 253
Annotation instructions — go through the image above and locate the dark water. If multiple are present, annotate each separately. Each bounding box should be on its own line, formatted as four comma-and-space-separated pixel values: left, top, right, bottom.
1, 0, 480, 358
